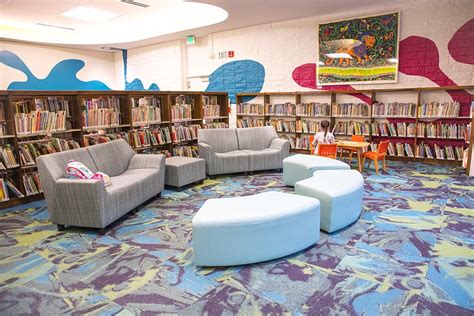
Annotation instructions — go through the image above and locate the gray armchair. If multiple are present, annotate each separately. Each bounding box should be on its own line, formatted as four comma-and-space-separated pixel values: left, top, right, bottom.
37, 139, 165, 233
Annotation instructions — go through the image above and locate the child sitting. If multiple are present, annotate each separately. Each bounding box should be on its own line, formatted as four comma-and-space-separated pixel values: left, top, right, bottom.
312, 120, 335, 154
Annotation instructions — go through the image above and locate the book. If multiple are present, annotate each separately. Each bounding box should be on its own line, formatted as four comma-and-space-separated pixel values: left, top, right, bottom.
1, 144, 19, 168
237, 103, 264, 116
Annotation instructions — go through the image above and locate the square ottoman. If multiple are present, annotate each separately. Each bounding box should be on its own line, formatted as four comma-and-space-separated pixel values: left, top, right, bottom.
165, 156, 205, 191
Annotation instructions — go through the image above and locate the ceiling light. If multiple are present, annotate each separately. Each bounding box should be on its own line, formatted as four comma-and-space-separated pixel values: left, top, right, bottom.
101, 46, 123, 51
120, 0, 150, 8
325, 53, 353, 59
62, 7, 118, 22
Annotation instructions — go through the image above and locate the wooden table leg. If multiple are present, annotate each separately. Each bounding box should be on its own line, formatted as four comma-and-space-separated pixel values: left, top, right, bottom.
357, 149, 362, 172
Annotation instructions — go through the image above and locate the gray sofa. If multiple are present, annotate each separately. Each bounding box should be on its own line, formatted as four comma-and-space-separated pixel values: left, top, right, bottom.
198, 126, 290, 176
37, 139, 165, 233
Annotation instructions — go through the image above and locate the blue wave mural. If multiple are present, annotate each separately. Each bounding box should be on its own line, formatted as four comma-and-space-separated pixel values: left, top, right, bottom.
122, 50, 160, 91
205, 60, 265, 103
0, 50, 111, 90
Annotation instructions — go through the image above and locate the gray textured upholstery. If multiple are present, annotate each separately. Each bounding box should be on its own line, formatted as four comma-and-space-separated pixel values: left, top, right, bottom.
37, 139, 165, 229
236, 126, 278, 150
198, 128, 239, 153
165, 157, 205, 188
198, 127, 290, 175
87, 139, 135, 177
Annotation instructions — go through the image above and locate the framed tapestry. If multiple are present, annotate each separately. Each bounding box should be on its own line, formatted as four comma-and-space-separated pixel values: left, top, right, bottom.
317, 12, 399, 85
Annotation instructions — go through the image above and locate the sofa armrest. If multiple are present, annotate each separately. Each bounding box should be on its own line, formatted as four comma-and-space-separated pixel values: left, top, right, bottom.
199, 142, 217, 175
128, 154, 165, 170
270, 138, 290, 154
54, 178, 107, 227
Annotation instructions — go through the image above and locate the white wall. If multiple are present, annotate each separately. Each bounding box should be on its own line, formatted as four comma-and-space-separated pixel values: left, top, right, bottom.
0, 41, 118, 90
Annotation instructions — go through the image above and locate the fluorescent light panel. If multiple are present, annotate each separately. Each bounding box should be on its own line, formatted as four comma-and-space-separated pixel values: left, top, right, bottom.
62, 6, 118, 22
36, 23, 75, 31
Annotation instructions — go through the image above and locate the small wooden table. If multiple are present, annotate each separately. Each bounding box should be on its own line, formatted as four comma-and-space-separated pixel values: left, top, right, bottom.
336, 141, 370, 172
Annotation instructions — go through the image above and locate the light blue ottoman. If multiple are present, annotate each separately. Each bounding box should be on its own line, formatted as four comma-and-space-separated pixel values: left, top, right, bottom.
283, 154, 350, 186
192, 191, 321, 266
295, 170, 364, 233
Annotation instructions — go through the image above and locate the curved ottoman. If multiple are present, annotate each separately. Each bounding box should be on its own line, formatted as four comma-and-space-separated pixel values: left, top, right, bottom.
283, 154, 350, 186
295, 170, 364, 233
192, 191, 320, 266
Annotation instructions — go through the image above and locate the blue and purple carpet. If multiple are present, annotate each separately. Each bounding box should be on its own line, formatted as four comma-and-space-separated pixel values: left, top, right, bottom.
0, 162, 473, 315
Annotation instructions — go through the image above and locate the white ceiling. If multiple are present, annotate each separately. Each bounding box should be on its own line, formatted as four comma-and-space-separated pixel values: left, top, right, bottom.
0, 0, 399, 50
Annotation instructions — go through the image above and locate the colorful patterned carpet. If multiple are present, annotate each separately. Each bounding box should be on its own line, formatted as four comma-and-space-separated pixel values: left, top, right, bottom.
0, 161, 473, 315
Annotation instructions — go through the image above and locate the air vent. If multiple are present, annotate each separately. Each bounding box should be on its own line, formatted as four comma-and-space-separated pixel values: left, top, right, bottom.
36, 23, 75, 31
120, 0, 149, 8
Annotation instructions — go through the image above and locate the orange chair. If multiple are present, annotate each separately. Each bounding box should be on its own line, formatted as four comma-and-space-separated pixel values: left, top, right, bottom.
309, 136, 315, 155
362, 140, 389, 174
317, 144, 338, 159
339, 135, 365, 164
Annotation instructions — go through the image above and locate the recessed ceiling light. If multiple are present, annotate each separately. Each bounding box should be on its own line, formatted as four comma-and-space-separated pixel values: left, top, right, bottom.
101, 46, 123, 51
62, 6, 118, 22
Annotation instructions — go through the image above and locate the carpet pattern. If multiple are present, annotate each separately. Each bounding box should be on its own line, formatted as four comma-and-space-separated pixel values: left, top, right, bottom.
0, 162, 473, 315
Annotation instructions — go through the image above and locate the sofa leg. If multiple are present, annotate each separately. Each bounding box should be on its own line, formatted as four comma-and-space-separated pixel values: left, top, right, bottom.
98, 228, 107, 235
278, 168, 283, 172
176, 187, 182, 192
57, 224, 66, 231
199, 180, 204, 184
208, 175, 215, 180
156, 192, 161, 198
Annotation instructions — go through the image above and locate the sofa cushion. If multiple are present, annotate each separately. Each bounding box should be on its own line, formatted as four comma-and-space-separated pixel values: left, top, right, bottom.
213, 150, 250, 174
198, 128, 238, 153
105, 168, 160, 223
242, 149, 282, 171
37, 147, 98, 181
87, 139, 135, 177
236, 126, 277, 150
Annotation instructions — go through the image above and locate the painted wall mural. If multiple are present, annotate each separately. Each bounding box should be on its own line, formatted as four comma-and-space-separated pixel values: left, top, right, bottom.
448, 18, 474, 65
317, 12, 399, 85
0, 50, 111, 90
205, 60, 265, 103
122, 49, 160, 91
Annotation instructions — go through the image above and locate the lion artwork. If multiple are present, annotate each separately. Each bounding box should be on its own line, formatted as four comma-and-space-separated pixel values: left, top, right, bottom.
324, 32, 376, 66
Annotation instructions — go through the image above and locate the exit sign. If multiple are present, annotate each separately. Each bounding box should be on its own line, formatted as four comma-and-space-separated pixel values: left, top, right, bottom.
186, 35, 196, 45
218, 51, 235, 59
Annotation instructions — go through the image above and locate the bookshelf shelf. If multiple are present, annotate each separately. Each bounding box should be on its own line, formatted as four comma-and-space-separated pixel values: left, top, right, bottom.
237, 86, 473, 165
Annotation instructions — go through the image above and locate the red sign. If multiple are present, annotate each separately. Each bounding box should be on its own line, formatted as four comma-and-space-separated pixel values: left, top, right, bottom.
228, 51, 234, 58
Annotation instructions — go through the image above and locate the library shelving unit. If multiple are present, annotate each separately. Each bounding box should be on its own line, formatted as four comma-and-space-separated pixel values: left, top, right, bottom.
0, 90, 229, 207
237, 86, 473, 164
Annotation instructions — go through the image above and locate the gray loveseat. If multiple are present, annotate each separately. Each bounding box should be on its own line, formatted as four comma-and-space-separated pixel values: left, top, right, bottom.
198, 126, 290, 176
37, 139, 165, 233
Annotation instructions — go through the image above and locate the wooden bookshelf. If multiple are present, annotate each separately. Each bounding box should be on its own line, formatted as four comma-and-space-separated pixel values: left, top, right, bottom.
237, 86, 473, 165
0, 90, 229, 207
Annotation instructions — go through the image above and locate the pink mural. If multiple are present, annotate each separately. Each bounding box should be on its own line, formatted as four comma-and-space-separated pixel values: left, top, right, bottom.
448, 18, 474, 65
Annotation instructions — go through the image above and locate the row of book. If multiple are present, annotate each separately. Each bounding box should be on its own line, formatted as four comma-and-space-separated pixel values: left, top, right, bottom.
131, 96, 161, 108
0, 145, 19, 169
296, 103, 331, 117
372, 102, 416, 117
83, 133, 129, 146
128, 128, 171, 149
82, 97, 121, 112
237, 119, 265, 128
132, 105, 161, 125
419, 102, 460, 118
265, 103, 296, 116
15, 111, 67, 135
296, 120, 319, 134
237, 103, 265, 116
418, 123, 467, 139
82, 108, 120, 128
334, 121, 371, 136
173, 145, 199, 157
269, 120, 296, 133
203, 122, 228, 129
372, 123, 416, 137
34, 97, 71, 116
0, 178, 24, 201
280, 136, 311, 150
19, 139, 81, 166
0, 124, 7, 136
23, 173, 42, 196
369, 141, 464, 160
171, 104, 193, 121
203, 104, 221, 118
202, 95, 219, 106
171, 125, 200, 143
333, 103, 370, 117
